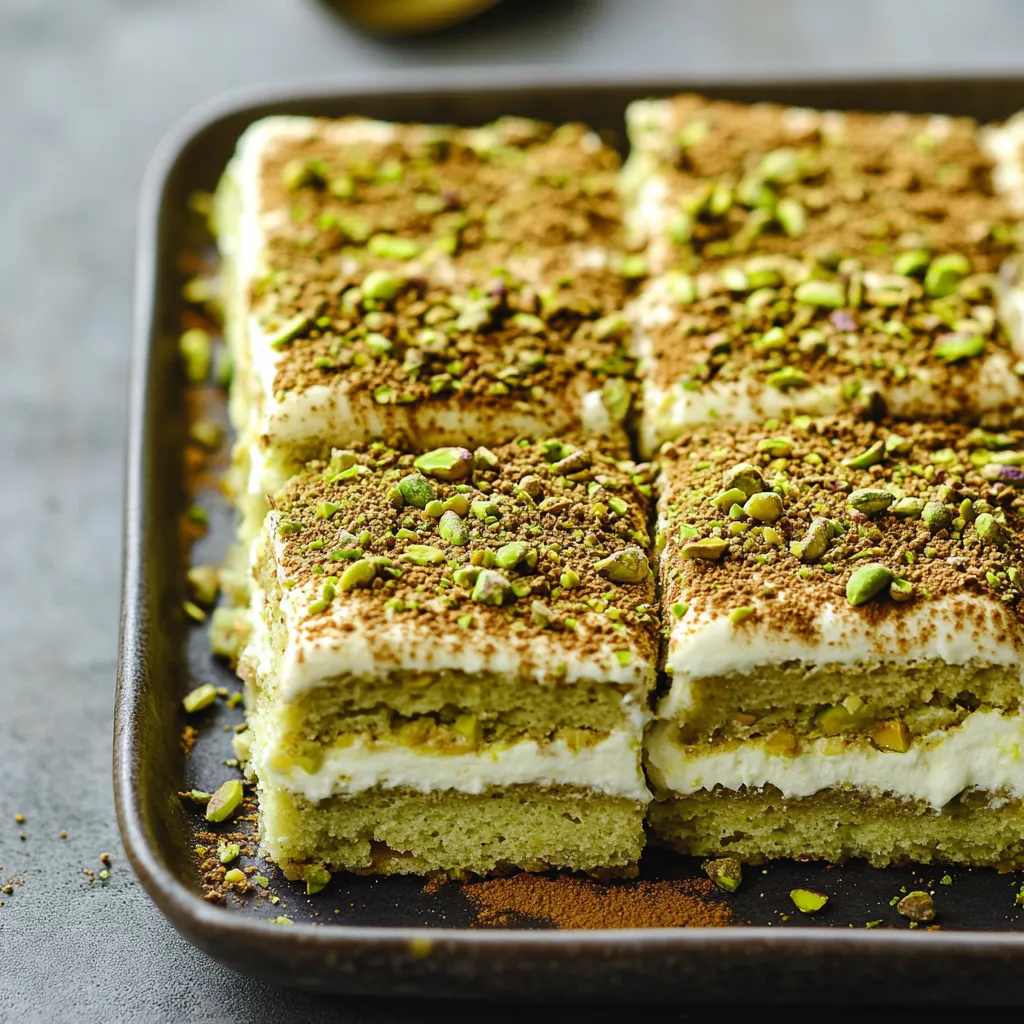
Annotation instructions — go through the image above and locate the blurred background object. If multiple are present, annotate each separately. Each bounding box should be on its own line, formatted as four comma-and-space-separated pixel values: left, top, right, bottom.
328, 0, 501, 35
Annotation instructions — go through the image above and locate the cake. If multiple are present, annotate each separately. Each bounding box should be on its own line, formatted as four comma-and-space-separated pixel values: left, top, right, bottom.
237, 437, 657, 883
631, 251, 1024, 456
622, 94, 1017, 277
645, 415, 1024, 867
621, 94, 1024, 453
212, 115, 637, 544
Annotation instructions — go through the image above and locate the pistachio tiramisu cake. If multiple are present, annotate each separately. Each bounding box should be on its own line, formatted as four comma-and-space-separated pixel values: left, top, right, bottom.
646, 416, 1024, 867
212, 115, 638, 542
238, 437, 657, 881
620, 94, 1024, 452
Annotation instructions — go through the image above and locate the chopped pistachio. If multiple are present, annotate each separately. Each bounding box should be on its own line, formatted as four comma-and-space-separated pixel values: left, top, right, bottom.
217, 842, 240, 865
306, 866, 332, 896
338, 559, 377, 592
267, 314, 311, 350
729, 606, 755, 625
790, 889, 829, 914
712, 487, 749, 512
975, 512, 1009, 547
182, 601, 206, 623
791, 517, 832, 563
933, 332, 985, 362
704, 857, 743, 893
846, 563, 893, 606
594, 547, 651, 583
205, 779, 244, 823
872, 719, 911, 753
889, 578, 915, 603
847, 489, 895, 515
891, 496, 925, 519
362, 269, 401, 302
722, 462, 765, 498
921, 501, 954, 532
924, 253, 971, 297
775, 197, 807, 238
671, 602, 689, 617
414, 447, 473, 482
179, 329, 212, 383
495, 542, 528, 570
896, 891, 936, 922
437, 510, 469, 546
766, 366, 810, 390
793, 280, 845, 308
680, 538, 729, 561
559, 569, 580, 589
397, 473, 435, 509
182, 683, 217, 714
367, 234, 420, 260
471, 498, 500, 521
403, 544, 446, 566
842, 440, 885, 469
471, 568, 512, 606
186, 565, 220, 605
743, 491, 784, 523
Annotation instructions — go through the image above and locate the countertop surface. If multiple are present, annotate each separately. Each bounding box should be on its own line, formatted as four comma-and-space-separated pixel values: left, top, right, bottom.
5, 1, 1024, 1020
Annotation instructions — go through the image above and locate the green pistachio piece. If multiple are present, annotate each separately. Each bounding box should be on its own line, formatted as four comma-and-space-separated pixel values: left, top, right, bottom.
893, 249, 931, 277
843, 440, 886, 469
437, 511, 469, 545
924, 253, 971, 297
752, 326, 788, 353
442, 494, 471, 517
712, 487, 750, 512
305, 865, 332, 896
398, 473, 435, 509
847, 489, 895, 515
453, 566, 480, 588
530, 601, 554, 628
471, 568, 512, 606
722, 462, 765, 498
218, 842, 240, 865
793, 280, 846, 308
362, 270, 401, 302
205, 779, 244, 823
179, 328, 212, 383
679, 538, 729, 561
775, 197, 807, 238
339, 559, 377, 592
618, 253, 648, 279
403, 544, 445, 566
933, 332, 985, 362
791, 517, 832, 562
551, 449, 592, 475
719, 267, 749, 293
729, 606, 755, 624
186, 565, 219, 606
182, 683, 217, 714
467, 498, 498, 522
704, 857, 743, 893
891, 497, 925, 519
665, 271, 697, 304
495, 542, 528, 570
743, 491, 784, 523
766, 366, 810, 390
975, 512, 1009, 547
316, 501, 342, 520
889, 577, 915, 602
367, 234, 421, 260
759, 146, 801, 183
790, 889, 828, 914
846, 563, 894, 606
473, 446, 499, 470
897, 891, 936, 922
921, 501, 954, 532
414, 447, 473, 481
267, 314, 311, 350
594, 546, 651, 583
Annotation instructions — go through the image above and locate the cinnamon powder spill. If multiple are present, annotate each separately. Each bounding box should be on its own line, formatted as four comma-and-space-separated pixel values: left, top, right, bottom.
461, 874, 731, 929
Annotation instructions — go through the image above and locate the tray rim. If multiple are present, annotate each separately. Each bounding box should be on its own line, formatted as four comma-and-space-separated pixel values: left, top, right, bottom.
116, 64, 1024, 984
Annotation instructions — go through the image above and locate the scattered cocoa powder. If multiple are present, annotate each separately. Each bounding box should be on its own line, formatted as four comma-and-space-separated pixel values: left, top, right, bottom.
462, 874, 731, 929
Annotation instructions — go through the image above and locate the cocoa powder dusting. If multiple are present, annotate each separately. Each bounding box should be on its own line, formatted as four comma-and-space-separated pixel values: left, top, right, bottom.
462, 874, 731, 929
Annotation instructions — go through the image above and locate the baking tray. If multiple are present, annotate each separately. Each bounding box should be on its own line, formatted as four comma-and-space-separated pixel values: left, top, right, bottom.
116, 68, 1024, 1003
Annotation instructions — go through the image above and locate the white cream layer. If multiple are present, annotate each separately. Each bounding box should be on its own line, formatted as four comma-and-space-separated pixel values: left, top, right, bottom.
646, 709, 1024, 810
252, 718, 650, 803
660, 591, 1024, 720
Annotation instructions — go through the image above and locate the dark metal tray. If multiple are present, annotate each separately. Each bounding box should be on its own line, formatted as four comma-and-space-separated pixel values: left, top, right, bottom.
117, 69, 1024, 1003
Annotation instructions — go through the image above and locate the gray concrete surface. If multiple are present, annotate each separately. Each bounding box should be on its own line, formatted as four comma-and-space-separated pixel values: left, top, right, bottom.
4, 1, 1024, 1020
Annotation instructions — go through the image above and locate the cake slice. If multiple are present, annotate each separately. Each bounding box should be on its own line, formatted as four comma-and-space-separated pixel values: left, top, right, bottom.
623, 94, 1017, 278
213, 115, 637, 543
632, 252, 1024, 455
646, 416, 1024, 867
238, 436, 657, 882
